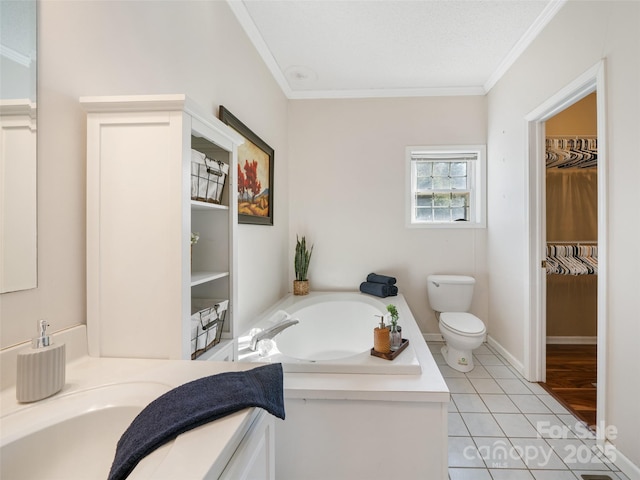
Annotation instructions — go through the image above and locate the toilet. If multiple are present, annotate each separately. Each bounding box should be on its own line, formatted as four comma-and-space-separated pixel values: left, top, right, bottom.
427, 274, 486, 373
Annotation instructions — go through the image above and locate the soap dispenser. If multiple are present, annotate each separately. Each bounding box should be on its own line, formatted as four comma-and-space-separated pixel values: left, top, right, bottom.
373, 315, 390, 354
16, 320, 66, 403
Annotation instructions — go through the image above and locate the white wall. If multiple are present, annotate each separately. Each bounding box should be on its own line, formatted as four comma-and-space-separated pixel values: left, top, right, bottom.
288, 96, 488, 333
0, 0, 289, 348
487, 0, 639, 469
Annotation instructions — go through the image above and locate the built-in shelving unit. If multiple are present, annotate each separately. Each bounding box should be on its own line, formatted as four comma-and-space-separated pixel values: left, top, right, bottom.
83, 94, 243, 361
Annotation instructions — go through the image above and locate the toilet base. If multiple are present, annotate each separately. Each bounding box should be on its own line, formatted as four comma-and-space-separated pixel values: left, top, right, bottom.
441, 344, 476, 373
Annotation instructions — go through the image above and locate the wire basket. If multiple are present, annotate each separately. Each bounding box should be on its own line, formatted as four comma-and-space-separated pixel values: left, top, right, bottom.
190, 299, 228, 359
191, 149, 229, 204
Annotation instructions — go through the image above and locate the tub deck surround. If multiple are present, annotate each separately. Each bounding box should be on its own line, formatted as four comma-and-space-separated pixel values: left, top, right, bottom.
239, 292, 450, 479
238, 291, 423, 376
0, 356, 271, 480
239, 292, 447, 400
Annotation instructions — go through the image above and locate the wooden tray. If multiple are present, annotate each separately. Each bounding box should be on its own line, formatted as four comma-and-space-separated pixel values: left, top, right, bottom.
370, 338, 409, 360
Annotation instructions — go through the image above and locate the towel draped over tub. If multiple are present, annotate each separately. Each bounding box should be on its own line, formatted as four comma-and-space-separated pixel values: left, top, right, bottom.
108, 363, 285, 480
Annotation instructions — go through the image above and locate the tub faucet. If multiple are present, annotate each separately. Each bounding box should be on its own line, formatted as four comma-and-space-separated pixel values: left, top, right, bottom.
250, 317, 299, 351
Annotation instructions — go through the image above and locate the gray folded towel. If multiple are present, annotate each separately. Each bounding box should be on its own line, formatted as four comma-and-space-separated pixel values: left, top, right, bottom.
367, 273, 397, 285
360, 281, 398, 298
108, 363, 285, 480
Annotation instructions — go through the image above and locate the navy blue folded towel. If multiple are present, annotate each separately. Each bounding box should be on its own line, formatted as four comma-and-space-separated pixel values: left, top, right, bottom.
108, 363, 285, 480
366, 273, 397, 285
360, 281, 398, 298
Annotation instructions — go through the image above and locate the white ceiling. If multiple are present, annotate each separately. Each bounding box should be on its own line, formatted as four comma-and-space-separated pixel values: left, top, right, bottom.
228, 0, 565, 99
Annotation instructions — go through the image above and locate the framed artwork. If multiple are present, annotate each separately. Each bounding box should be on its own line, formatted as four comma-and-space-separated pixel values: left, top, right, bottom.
219, 106, 274, 226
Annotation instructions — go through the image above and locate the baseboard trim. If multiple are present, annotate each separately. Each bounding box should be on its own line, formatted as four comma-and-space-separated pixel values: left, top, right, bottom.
486, 335, 525, 377
424, 333, 526, 377
546, 336, 597, 345
423, 333, 444, 342
600, 441, 640, 480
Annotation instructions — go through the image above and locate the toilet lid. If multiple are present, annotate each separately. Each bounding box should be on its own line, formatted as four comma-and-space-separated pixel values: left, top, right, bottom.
440, 312, 485, 335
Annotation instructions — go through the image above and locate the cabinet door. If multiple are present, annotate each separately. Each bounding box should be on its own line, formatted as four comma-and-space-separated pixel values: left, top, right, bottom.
219, 410, 275, 480
87, 110, 185, 359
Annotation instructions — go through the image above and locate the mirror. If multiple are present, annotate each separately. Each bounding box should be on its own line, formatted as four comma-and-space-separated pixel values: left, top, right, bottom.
0, 0, 37, 293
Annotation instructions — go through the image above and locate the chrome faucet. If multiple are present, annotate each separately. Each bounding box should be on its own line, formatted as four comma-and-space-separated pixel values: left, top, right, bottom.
250, 317, 299, 351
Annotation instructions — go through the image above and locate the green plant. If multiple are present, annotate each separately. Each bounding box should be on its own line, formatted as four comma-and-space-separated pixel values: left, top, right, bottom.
294, 235, 314, 281
387, 304, 399, 328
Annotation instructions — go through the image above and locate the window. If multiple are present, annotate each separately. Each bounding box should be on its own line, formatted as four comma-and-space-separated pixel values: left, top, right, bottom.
406, 145, 486, 228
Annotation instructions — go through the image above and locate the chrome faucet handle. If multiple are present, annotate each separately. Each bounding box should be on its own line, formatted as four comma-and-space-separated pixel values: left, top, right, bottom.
249, 317, 299, 351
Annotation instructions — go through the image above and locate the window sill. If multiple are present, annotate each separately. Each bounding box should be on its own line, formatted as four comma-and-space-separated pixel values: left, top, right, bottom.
406, 221, 486, 229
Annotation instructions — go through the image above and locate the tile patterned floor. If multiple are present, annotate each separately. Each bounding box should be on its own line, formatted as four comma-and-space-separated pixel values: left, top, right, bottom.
426, 342, 631, 480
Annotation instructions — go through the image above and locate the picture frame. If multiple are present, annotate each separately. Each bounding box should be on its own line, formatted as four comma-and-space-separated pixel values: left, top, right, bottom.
219, 106, 274, 226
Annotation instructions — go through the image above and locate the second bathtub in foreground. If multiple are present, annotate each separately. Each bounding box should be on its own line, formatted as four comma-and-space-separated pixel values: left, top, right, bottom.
238, 292, 422, 374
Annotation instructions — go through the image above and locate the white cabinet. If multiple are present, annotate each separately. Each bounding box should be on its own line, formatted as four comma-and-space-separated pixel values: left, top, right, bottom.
219, 410, 275, 480
83, 95, 242, 360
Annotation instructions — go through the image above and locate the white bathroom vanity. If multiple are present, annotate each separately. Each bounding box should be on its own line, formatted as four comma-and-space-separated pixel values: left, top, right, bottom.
0, 330, 276, 480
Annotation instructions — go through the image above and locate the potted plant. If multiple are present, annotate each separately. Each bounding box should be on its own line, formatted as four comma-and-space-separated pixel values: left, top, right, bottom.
294, 235, 313, 295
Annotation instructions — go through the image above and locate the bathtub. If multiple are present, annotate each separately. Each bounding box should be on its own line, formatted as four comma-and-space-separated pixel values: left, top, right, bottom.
238, 291, 422, 374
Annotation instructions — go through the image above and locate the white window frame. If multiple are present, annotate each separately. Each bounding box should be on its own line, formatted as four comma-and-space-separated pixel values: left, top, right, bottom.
406, 145, 486, 228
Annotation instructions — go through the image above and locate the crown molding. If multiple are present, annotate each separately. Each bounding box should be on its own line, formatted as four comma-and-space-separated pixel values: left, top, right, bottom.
287, 85, 486, 100
226, 0, 294, 99
484, 0, 567, 93
229, 0, 564, 100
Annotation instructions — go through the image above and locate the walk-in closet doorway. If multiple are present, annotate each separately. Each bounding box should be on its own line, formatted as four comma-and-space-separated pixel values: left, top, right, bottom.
543, 92, 598, 427
524, 61, 608, 440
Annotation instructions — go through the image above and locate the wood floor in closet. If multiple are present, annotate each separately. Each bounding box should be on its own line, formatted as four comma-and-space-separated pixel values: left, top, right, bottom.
540, 344, 597, 428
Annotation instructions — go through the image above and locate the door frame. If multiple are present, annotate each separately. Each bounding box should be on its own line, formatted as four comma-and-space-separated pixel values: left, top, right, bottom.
524, 60, 607, 440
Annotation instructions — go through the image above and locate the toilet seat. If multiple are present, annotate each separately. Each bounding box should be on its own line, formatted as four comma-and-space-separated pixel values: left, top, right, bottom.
440, 312, 485, 336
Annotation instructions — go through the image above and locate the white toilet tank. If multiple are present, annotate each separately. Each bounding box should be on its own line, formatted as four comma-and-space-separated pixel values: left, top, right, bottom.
427, 275, 475, 312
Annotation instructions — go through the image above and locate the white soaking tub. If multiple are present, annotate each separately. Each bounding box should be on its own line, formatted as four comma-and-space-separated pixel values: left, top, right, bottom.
237, 291, 421, 374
